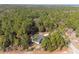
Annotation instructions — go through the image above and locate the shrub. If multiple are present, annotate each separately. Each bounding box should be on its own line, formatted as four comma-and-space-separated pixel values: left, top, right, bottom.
41, 31, 69, 51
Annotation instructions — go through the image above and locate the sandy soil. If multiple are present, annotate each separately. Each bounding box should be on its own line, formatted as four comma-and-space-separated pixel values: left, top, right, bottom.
0, 48, 69, 54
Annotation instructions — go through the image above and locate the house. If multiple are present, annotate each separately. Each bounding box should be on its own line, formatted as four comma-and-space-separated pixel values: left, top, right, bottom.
31, 32, 49, 44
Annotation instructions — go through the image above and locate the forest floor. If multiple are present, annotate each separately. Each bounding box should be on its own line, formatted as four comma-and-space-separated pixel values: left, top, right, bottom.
0, 47, 68, 54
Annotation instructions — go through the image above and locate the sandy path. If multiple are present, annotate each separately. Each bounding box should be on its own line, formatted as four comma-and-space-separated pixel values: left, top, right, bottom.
65, 29, 79, 54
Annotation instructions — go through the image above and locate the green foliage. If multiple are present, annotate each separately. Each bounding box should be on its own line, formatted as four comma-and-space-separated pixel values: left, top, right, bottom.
20, 34, 29, 49
42, 31, 69, 51
65, 12, 79, 36
0, 6, 78, 52
32, 34, 38, 41
0, 36, 4, 50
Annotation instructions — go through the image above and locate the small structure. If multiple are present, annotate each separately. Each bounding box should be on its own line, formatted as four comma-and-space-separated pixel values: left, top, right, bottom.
31, 32, 49, 44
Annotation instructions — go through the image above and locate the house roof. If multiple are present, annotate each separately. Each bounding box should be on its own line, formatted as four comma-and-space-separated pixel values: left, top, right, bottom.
32, 32, 50, 44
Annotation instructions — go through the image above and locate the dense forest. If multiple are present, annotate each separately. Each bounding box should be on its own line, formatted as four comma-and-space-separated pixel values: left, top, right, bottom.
0, 5, 79, 52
